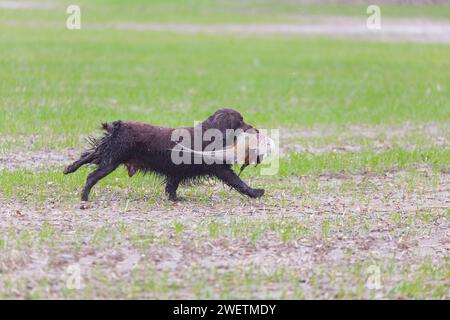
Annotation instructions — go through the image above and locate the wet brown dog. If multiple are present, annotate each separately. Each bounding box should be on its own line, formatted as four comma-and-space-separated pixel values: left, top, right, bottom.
64, 108, 265, 205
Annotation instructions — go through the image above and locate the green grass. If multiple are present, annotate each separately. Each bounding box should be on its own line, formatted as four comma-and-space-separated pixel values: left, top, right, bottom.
279, 148, 450, 176
1, 0, 449, 300
81, 0, 450, 22
0, 147, 447, 204
1, 2, 449, 152
0, 166, 165, 204
1, 1, 450, 152
2, 0, 450, 24
1, 24, 449, 151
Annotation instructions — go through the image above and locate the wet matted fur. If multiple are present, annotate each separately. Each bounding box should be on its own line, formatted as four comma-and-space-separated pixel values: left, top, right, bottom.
64, 108, 265, 205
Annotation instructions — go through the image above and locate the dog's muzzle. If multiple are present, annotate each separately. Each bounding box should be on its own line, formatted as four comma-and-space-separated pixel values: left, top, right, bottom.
233, 132, 275, 165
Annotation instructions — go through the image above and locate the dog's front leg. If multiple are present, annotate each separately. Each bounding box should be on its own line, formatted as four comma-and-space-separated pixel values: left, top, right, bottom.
165, 176, 181, 201
215, 167, 264, 198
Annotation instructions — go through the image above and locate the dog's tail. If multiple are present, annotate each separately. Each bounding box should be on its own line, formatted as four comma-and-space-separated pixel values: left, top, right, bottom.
101, 121, 122, 134
81, 121, 122, 150
63, 121, 123, 175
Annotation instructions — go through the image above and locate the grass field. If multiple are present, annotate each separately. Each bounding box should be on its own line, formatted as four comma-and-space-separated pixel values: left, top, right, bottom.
0, 0, 449, 299
3, 0, 450, 23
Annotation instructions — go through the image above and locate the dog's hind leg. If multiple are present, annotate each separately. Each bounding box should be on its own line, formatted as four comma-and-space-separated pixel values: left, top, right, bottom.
64, 152, 96, 174
81, 163, 118, 204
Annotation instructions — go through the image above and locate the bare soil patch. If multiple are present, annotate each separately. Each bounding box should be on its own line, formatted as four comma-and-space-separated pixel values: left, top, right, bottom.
0, 1, 56, 10
0, 168, 448, 298
0, 149, 76, 170
3, 14, 450, 43
110, 17, 450, 43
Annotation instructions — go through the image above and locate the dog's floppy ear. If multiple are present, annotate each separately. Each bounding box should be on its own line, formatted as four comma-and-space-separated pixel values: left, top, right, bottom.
204, 113, 228, 132
203, 109, 241, 134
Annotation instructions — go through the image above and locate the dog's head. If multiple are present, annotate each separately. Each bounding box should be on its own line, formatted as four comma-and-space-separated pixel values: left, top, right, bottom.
199, 108, 274, 168
202, 108, 256, 135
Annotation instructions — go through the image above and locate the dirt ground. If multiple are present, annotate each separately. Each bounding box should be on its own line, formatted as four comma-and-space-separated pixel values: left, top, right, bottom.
0, 169, 448, 298
0, 124, 448, 299
109, 18, 450, 44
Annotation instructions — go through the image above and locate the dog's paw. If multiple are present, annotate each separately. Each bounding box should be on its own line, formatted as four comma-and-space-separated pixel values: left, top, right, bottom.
80, 201, 91, 210
63, 165, 75, 175
249, 188, 265, 198
168, 195, 184, 202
